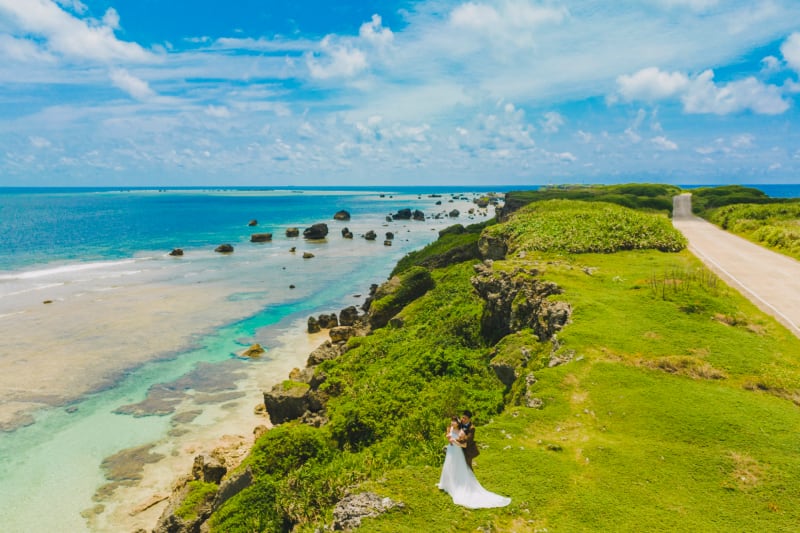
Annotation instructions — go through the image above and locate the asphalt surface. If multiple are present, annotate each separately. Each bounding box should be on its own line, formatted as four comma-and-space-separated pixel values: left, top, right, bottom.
672, 193, 800, 339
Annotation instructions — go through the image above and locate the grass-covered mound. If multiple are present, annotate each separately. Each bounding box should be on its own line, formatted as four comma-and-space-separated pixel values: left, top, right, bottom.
689, 185, 779, 216
708, 202, 800, 261
206, 194, 800, 532
484, 199, 687, 254
391, 220, 493, 276
502, 183, 681, 218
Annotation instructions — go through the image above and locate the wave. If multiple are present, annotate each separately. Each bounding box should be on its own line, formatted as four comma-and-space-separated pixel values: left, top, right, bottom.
0, 259, 140, 281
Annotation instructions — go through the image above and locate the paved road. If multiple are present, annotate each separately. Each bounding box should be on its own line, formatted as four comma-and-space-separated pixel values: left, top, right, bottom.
672, 194, 800, 338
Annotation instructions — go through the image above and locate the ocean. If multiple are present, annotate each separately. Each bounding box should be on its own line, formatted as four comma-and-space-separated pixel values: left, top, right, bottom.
0, 186, 502, 532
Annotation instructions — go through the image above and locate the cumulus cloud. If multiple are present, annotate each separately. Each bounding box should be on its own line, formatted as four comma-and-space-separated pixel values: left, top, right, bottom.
449, 1, 568, 49
307, 38, 367, 79
205, 105, 231, 118
359, 14, 393, 48
0, 0, 154, 62
617, 67, 689, 101
541, 111, 564, 133
617, 67, 789, 115
110, 68, 155, 100
781, 32, 800, 73
0, 34, 55, 63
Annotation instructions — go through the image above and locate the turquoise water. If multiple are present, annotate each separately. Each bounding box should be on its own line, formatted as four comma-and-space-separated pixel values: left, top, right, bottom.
0, 187, 499, 531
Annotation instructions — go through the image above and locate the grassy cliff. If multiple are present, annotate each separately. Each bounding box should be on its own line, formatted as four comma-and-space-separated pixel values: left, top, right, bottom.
207, 187, 800, 532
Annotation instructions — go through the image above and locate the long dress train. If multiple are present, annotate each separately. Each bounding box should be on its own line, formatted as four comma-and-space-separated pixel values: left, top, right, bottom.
437, 429, 511, 509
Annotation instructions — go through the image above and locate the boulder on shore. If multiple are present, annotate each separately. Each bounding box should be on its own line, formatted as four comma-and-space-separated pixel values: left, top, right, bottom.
333, 210, 351, 221
262, 381, 324, 425
215, 244, 234, 253
392, 208, 412, 220
364, 230, 377, 241
384, 240, 392, 246
385, 232, 394, 240
318, 313, 339, 329
342, 227, 354, 239
412, 209, 425, 221
308, 316, 320, 333
449, 209, 460, 217
303, 252, 315, 259
330, 326, 354, 343
307, 340, 343, 366
250, 233, 273, 243
169, 248, 184, 256
338, 305, 359, 327
286, 227, 300, 237
241, 343, 265, 358
303, 223, 329, 239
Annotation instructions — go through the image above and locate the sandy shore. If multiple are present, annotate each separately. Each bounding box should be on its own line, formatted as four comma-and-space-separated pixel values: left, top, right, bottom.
88, 322, 329, 532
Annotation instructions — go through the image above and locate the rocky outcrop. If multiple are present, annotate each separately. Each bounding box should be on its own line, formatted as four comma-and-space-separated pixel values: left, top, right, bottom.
334, 210, 351, 221
412, 209, 425, 221
364, 230, 377, 241
367, 267, 435, 329
329, 326, 354, 343
262, 381, 325, 425
496, 193, 530, 222
385, 232, 394, 240
303, 223, 329, 239
286, 227, 300, 237
210, 467, 253, 513
303, 252, 315, 259
248, 219, 258, 227
250, 233, 273, 243
338, 305, 359, 326
477, 233, 507, 260
169, 248, 184, 256
449, 209, 460, 217
333, 492, 404, 530
308, 316, 321, 333
392, 208, 412, 220
471, 261, 571, 345
384, 240, 392, 246
318, 313, 339, 329
214, 244, 234, 253
154, 455, 225, 533
342, 227, 354, 238
307, 340, 344, 366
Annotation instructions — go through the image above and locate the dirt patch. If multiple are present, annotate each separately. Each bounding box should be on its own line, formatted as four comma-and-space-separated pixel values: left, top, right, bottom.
743, 381, 800, 406
723, 452, 764, 491
638, 356, 727, 380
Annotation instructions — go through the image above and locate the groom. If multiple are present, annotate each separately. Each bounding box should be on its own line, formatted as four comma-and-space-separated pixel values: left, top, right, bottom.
457, 410, 479, 470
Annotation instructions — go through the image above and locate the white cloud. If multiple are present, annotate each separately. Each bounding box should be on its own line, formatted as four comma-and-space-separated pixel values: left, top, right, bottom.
359, 14, 393, 48
617, 67, 689, 101
556, 151, 576, 162
656, 0, 718, 12
617, 67, 789, 115
760, 55, 781, 73
448, 1, 568, 50
55, 0, 86, 14
541, 111, 564, 133
102, 7, 120, 30
651, 135, 678, 150
781, 32, 800, 73
109, 68, 155, 100
0, 34, 55, 63
731, 134, 754, 148
682, 70, 789, 115
307, 38, 367, 79
205, 105, 231, 118
0, 0, 155, 62
29, 136, 52, 148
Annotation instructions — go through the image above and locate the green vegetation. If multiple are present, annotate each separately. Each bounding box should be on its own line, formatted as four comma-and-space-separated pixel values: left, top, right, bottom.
504, 183, 682, 215
367, 266, 435, 328
207, 189, 800, 532
708, 203, 800, 261
689, 185, 776, 216
176, 480, 218, 522
391, 220, 492, 276
484, 200, 686, 254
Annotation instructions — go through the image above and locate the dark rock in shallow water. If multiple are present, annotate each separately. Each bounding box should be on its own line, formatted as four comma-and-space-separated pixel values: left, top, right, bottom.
384, 240, 392, 246
303, 223, 329, 239
449, 209, 460, 217
318, 313, 339, 329
169, 248, 184, 256
240, 343, 265, 358
248, 219, 258, 227
308, 316, 320, 333
385, 232, 394, 240
286, 227, 300, 237
412, 209, 425, 221
392, 208, 412, 220
215, 244, 234, 253
333, 210, 351, 221
250, 233, 272, 242
303, 251, 315, 259
364, 230, 377, 241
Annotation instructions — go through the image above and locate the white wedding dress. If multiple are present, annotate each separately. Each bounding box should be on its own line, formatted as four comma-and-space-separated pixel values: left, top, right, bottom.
437, 429, 511, 509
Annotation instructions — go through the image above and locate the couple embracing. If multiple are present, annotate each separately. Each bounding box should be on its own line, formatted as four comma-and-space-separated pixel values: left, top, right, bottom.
437, 410, 511, 509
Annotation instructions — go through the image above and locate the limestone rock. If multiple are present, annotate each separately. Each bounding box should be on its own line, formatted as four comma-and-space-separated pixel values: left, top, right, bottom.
303, 252, 315, 259
449, 209, 460, 217
412, 209, 425, 221
317, 313, 339, 329
214, 244, 234, 253
383, 240, 392, 246
303, 223, 329, 239
169, 248, 184, 256
308, 316, 321, 333
392, 208, 412, 220
262, 381, 324, 425
364, 230, 377, 241
248, 219, 258, 227
307, 340, 343, 366
329, 326, 354, 343
211, 467, 253, 514
240, 344, 265, 358
333, 492, 404, 531
333, 210, 351, 221
286, 227, 300, 237
367, 267, 434, 329
385, 231, 394, 240
338, 305, 359, 327
250, 233, 273, 243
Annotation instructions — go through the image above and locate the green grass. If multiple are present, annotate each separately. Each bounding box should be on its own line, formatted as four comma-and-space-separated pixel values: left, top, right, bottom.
176, 480, 218, 522
707, 203, 800, 261
504, 184, 682, 215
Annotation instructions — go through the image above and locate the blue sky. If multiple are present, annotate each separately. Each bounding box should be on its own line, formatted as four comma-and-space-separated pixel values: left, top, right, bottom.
1, 0, 800, 186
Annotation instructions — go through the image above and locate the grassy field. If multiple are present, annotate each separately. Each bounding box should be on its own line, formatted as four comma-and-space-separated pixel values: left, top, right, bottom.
208, 193, 800, 533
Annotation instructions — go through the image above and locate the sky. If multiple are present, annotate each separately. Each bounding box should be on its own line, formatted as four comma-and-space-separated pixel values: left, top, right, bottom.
1, 0, 800, 187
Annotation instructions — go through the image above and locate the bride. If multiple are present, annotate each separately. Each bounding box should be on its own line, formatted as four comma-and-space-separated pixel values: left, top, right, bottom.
437, 417, 511, 508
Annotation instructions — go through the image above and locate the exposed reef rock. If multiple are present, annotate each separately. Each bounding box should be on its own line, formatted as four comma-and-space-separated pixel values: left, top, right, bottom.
330, 326, 354, 343
364, 230, 377, 241
477, 233, 507, 260
392, 208, 412, 220
317, 313, 339, 329
248, 219, 258, 227
333, 492, 404, 531
308, 316, 321, 333
240, 343, 265, 358
286, 227, 300, 237
334, 210, 351, 221
307, 340, 344, 366
338, 305, 359, 327
250, 233, 273, 242
262, 381, 325, 425
214, 244, 234, 253
471, 261, 571, 345
412, 209, 425, 221
342, 227, 354, 238
169, 248, 184, 256
303, 252, 315, 259
385, 231, 394, 240
303, 223, 329, 239
449, 209, 460, 217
